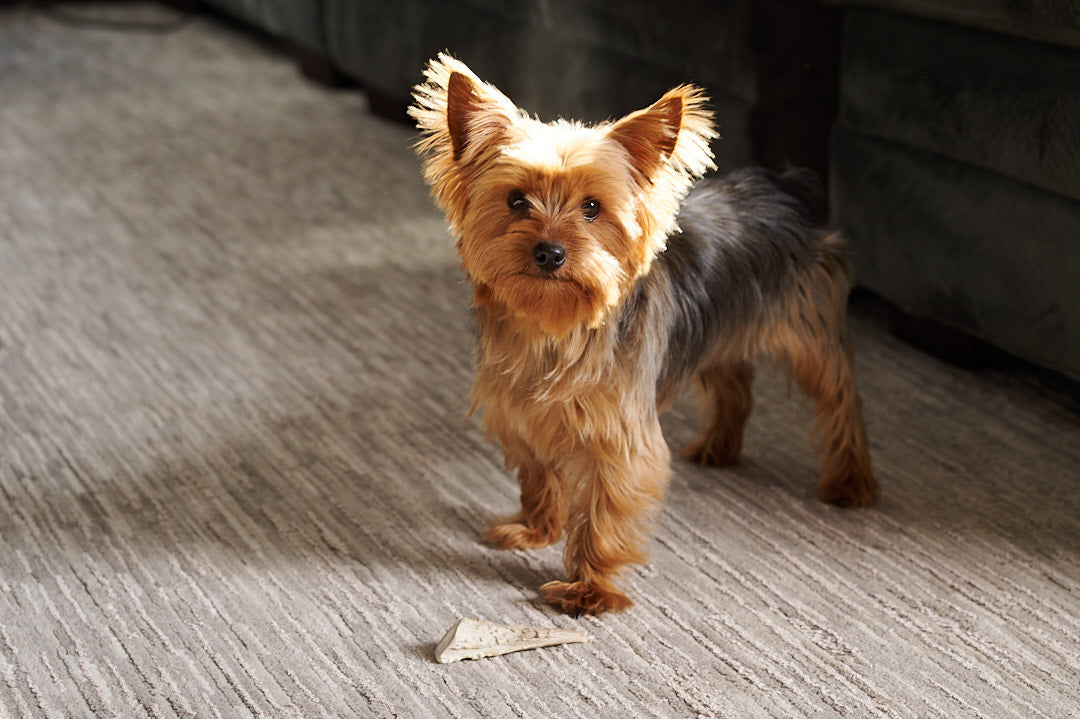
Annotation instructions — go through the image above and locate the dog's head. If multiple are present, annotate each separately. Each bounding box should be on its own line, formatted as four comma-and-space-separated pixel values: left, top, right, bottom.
410, 54, 716, 338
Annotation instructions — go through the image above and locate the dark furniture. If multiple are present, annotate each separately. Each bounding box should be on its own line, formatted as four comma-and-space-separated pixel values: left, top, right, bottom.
202, 0, 1080, 382
830, 1, 1080, 381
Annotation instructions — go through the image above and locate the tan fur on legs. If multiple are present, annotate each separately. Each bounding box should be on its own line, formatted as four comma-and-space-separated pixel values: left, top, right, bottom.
786, 337, 875, 507
681, 361, 755, 467
542, 418, 670, 615
486, 453, 566, 550
771, 233, 875, 507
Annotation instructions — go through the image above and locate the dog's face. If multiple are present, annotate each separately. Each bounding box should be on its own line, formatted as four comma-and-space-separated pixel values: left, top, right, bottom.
450, 115, 661, 338
410, 55, 717, 337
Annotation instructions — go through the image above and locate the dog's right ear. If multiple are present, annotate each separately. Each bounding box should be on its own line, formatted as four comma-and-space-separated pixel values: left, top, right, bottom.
445, 70, 515, 162
411, 54, 514, 166
446, 71, 480, 161
410, 55, 517, 229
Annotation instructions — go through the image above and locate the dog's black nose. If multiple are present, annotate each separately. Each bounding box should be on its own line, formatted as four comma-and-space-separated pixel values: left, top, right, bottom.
532, 242, 566, 273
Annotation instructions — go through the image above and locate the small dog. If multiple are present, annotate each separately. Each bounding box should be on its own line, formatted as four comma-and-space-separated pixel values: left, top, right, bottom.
410, 55, 875, 616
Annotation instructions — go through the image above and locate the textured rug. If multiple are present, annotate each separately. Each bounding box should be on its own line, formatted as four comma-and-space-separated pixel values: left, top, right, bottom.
2, 4, 1079, 717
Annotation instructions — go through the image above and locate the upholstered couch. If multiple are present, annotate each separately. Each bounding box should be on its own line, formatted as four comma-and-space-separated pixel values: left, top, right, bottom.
204, 0, 840, 178
830, 1, 1080, 381
202, 0, 1080, 382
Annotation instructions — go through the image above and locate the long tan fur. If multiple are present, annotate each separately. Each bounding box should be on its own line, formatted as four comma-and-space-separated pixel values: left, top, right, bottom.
410, 55, 874, 615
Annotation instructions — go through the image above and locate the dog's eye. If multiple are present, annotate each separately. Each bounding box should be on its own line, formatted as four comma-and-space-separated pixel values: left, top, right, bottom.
507, 190, 529, 212
581, 199, 601, 222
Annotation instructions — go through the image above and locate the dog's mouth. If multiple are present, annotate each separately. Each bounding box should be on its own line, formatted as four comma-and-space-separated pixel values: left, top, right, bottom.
475, 267, 604, 336
496, 267, 592, 304
518, 268, 573, 282
483, 263, 581, 289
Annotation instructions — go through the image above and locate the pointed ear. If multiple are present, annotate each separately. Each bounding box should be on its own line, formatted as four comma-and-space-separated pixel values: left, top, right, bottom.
609, 94, 684, 182
444, 68, 515, 163
411, 54, 516, 168
446, 71, 480, 161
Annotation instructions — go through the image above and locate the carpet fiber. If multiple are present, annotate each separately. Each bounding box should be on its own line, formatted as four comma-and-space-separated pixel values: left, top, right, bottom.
2, 4, 1079, 717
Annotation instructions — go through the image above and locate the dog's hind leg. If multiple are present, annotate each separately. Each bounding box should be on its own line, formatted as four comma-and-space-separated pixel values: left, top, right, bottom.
775, 235, 876, 507
680, 360, 755, 467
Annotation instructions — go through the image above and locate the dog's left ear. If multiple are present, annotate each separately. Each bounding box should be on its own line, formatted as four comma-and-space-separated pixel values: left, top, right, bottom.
608, 86, 717, 185
609, 94, 682, 182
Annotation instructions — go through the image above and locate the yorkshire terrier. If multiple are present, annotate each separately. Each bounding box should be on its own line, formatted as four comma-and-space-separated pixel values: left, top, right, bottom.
410, 54, 875, 616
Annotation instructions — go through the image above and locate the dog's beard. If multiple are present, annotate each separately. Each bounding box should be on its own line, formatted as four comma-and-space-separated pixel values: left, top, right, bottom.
464, 233, 626, 338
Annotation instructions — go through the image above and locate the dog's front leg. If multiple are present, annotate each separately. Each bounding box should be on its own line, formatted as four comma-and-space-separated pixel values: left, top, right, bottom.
484, 433, 567, 550
541, 421, 670, 615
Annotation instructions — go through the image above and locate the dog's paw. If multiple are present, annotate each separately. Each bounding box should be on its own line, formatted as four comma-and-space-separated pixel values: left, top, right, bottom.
679, 435, 741, 467
816, 467, 876, 508
539, 580, 633, 616
485, 520, 560, 551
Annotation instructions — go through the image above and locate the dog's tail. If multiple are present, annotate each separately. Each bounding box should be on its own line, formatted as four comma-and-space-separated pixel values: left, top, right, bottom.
772, 166, 828, 227
720, 165, 828, 228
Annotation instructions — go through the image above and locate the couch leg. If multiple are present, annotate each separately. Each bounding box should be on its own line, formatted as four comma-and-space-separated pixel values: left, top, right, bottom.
364, 87, 412, 124
288, 42, 356, 89
888, 304, 1001, 371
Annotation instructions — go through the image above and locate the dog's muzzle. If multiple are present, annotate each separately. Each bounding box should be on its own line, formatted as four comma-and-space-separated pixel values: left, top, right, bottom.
532, 242, 566, 273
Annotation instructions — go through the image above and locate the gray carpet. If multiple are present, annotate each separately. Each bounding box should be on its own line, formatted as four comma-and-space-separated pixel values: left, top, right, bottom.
2, 4, 1079, 717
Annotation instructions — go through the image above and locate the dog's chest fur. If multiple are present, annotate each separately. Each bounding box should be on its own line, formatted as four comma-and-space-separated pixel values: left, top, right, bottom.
470, 310, 662, 462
